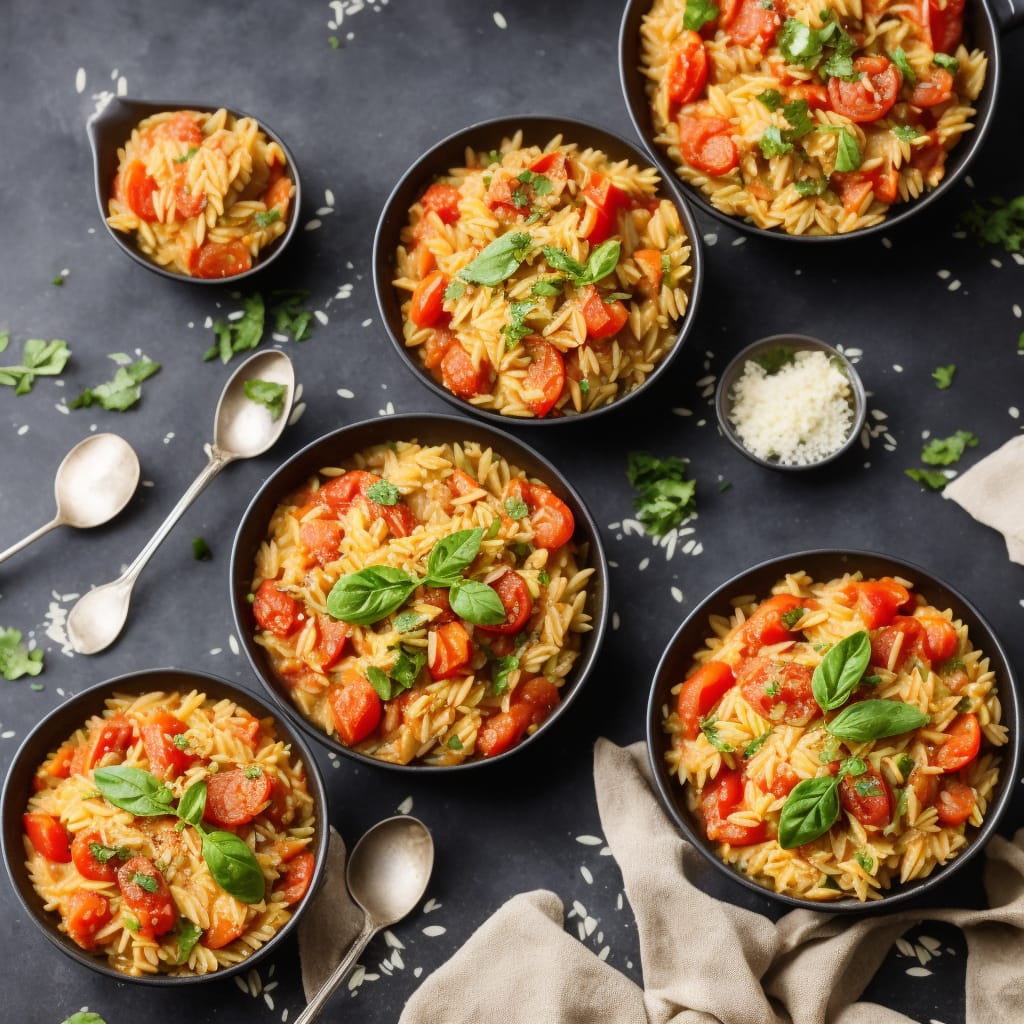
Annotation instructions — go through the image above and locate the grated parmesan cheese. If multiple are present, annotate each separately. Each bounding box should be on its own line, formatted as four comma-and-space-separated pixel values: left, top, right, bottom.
728, 350, 854, 465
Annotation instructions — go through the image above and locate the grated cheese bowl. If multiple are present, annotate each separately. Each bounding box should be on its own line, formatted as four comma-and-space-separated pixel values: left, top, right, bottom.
714, 334, 867, 472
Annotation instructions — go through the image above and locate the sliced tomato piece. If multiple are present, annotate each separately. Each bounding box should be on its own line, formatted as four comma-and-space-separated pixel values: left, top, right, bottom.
475, 569, 533, 635
328, 673, 383, 746
722, 0, 780, 49
910, 67, 954, 108
203, 766, 274, 828
23, 812, 71, 862
934, 713, 981, 772
418, 183, 462, 224
513, 480, 575, 550
633, 248, 664, 298
936, 777, 975, 826
253, 579, 302, 637
928, 0, 965, 52
701, 768, 767, 846
116, 856, 176, 938
417, 585, 457, 625
839, 767, 893, 829
741, 593, 806, 650
276, 850, 316, 905
140, 711, 195, 780
768, 763, 801, 798
204, 913, 246, 950
409, 270, 449, 328
579, 285, 628, 340
827, 56, 901, 123
312, 616, 350, 671
676, 661, 736, 740
842, 578, 912, 629
514, 677, 561, 727
299, 517, 343, 567
115, 159, 159, 222
677, 115, 739, 177
82, 713, 135, 771
581, 173, 628, 243
423, 326, 456, 369
476, 703, 534, 758
917, 615, 958, 663
737, 658, 817, 724
523, 337, 565, 417
71, 830, 121, 883
666, 30, 709, 105
428, 620, 472, 680
65, 889, 113, 950
191, 239, 252, 279
871, 616, 923, 670
440, 342, 492, 398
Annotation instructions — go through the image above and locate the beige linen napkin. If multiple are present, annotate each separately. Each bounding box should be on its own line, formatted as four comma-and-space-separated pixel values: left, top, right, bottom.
943, 434, 1024, 565
388, 740, 1024, 1024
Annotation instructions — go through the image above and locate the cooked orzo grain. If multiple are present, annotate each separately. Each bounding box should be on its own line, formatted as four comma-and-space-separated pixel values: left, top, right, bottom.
251, 439, 595, 764
106, 108, 292, 277
663, 570, 1006, 900
393, 133, 693, 417
22, 689, 315, 975
639, 0, 987, 235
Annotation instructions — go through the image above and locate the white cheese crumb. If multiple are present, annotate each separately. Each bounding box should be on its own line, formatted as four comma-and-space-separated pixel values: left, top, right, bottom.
727, 350, 854, 465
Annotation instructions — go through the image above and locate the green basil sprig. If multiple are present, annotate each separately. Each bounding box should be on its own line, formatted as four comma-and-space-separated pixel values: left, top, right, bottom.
778, 756, 866, 848
812, 629, 871, 711
424, 528, 484, 586
826, 699, 929, 742
449, 578, 506, 625
542, 240, 620, 287
95, 766, 265, 904
326, 566, 420, 625
458, 232, 533, 286
175, 918, 203, 965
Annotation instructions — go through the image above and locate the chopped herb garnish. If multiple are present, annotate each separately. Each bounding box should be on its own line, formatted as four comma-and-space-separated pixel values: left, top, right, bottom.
743, 731, 772, 758
778, 18, 824, 67
243, 765, 263, 780
781, 99, 814, 140
254, 208, 281, 229
781, 607, 805, 629
862, 674, 882, 686
854, 776, 883, 797
270, 289, 315, 342
757, 89, 783, 111
131, 871, 159, 893
932, 364, 956, 389
0, 335, 71, 395
626, 451, 697, 537
892, 124, 921, 143
531, 278, 562, 297
538, 569, 550, 585
504, 496, 529, 520
243, 378, 288, 419
959, 195, 1024, 253
204, 293, 265, 363
192, 537, 212, 562
889, 47, 917, 85
718, 480, 732, 492
70, 355, 160, 412
173, 146, 199, 164
444, 280, 466, 301
933, 53, 960, 75
895, 753, 916, 779
328, 35, 340, 48
123, 916, 142, 932
52, 275, 64, 286
756, 345, 797, 374
89, 842, 130, 865
502, 299, 535, 349
490, 653, 519, 695
543, 240, 621, 287
447, 735, 465, 751
393, 610, 428, 633
367, 479, 401, 506
955, 695, 972, 712
921, 430, 979, 466
905, 467, 949, 490
855, 850, 874, 872
0, 627, 43, 680
700, 714, 736, 753
172, 734, 191, 751
684, 0, 720, 30
764, 680, 781, 698
794, 178, 827, 197
578, 379, 590, 393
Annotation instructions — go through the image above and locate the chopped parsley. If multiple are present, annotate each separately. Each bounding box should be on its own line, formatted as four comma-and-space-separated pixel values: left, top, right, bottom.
390, 646, 427, 691
578, 379, 590, 393
921, 430, 979, 466
89, 842, 130, 865
254, 208, 282, 229
932, 364, 956, 389
755, 345, 797, 374
794, 178, 827, 197
743, 730, 772, 758
131, 871, 159, 893
366, 479, 400, 506
447, 735, 465, 751
173, 146, 199, 164
684, 0, 720, 31
123, 915, 141, 932
892, 124, 921, 143
855, 850, 875, 872
699, 714, 735, 753
71, 355, 160, 412
955, 695, 972, 713
889, 47, 917, 85
204, 293, 265, 362
862, 674, 881, 687
490, 653, 520, 696
821, 30, 859, 80
895, 753, 916, 779
0, 334, 71, 395
626, 451, 697, 537
502, 299, 535, 349
52, 275, 64, 286
243, 378, 288, 419
517, 169, 553, 196
504, 496, 529, 520
192, 537, 212, 561
328, 35, 340, 48
933, 52, 960, 75
764, 680, 781, 698
172, 734, 191, 751
542, 240, 620, 287
759, 126, 792, 159
757, 89, 784, 111
538, 569, 550, 585
0, 627, 43, 680
905, 467, 949, 490
781, 607, 805, 629
270, 289, 315, 342
393, 610, 428, 633
243, 765, 264, 779
444, 279, 466, 301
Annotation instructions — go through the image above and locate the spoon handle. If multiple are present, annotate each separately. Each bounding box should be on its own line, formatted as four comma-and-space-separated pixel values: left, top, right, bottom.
119, 445, 233, 588
0, 516, 61, 565
293, 916, 378, 1024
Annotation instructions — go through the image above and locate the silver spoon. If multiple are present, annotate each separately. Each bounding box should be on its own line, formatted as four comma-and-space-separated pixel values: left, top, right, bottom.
0, 433, 140, 565
295, 816, 434, 1024
66, 349, 295, 655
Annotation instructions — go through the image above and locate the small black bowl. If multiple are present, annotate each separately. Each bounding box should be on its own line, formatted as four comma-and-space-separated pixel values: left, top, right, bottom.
715, 334, 867, 471
372, 114, 704, 425
618, 0, 1012, 242
646, 549, 1022, 913
87, 97, 301, 283
230, 412, 610, 769
0, 668, 330, 983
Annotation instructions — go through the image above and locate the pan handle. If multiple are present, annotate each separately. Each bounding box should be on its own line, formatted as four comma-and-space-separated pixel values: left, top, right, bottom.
993, 0, 1024, 33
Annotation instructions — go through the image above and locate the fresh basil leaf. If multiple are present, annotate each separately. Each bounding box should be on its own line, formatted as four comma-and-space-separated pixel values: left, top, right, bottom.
0, 337, 71, 395
177, 781, 207, 827
757, 89, 784, 111
699, 714, 735, 753
202, 830, 266, 903
781, 99, 814, 140
367, 665, 393, 701
449, 578, 506, 626
531, 278, 563, 297
684, 0, 719, 30
502, 300, 535, 349
626, 451, 697, 536
254, 208, 281, 228
89, 841, 130, 865
921, 430, 978, 466
889, 47, 917, 85
131, 870, 159, 893
542, 245, 586, 279
490, 654, 519, 695
444, 279, 466, 301
94, 766, 176, 817
905, 467, 949, 490
759, 126, 793, 159
61, 1014, 108, 1024
366, 479, 400, 506
393, 610, 428, 633
743, 730, 772, 758
933, 52, 960, 74
458, 232, 533, 286
812, 629, 871, 711
577, 240, 621, 286
326, 566, 419, 625
504, 496, 529, 520
390, 646, 426, 690
821, 31, 859, 80
834, 127, 862, 173
778, 775, 841, 848
175, 917, 203, 964
243, 378, 287, 419
423, 528, 483, 586
826, 699, 929, 742
779, 18, 823, 67
855, 850, 874, 872
447, 735, 465, 751
892, 124, 921, 143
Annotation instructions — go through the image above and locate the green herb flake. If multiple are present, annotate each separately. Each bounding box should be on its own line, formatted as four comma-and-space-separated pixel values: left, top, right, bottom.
684, 0, 720, 30
531, 278, 562, 297
175, 917, 204, 965
490, 654, 520, 696
921, 430, 978, 466
204, 293, 265, 363
779, 18, 824, 67
743, 731, 773, 758
757, 89, 783, 111
504, 496, 529, 520
933, 52, 960, 75
781, 607, 805, 630
538, 569, 550, 585
889, 47, 917, 85
781, 99, 814, 140
254, 208, 281, 229
393, 610, 428, 633
366, 479, 401, 506
0, 337, 71, 395
862, 674, 882, 687
755, 345, 797, 374
328, 35, 340, 48
759, 127, 793, 159
366, 665, 393, 701
52, 275, 65, 286
270, 289, 315, 342
502, 299, 535, 349
699, 714, 736, 753
764, 680, 781, 698
578, 379, 590, 393
458, 232, 533, 287
124, 915, 142, 932
833, 127, 862, 173
626, 451, 697, 537
891, 124, 921, 143
131, 871, 159, 893
905, 467, 950, 490
173, 146, 199, 164
855, 850, 874, 873
932, 364, 956, 389
794, 178, 827, 197
959, 195, 1024, 253
243, 378, 288, 420
447, 735, 465, 751
89, 842, 130, 865
485, 517, 502, 540
172, 734, 191, 751
854, 776, 883, 797
192, 537, 212, 562
444, 280, 466, 301
71, 356, 160, 412
0, 627, 43, 680
955, 695, 972, 713
895, 753, 916, 780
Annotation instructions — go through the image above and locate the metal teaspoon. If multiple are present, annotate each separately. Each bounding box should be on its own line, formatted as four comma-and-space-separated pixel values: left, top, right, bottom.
66, 349, 295, 655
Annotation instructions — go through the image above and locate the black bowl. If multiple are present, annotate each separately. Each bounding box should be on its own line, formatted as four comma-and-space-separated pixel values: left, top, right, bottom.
715, 334, 867, 471
230, 412, 610, 769
87, 97, 302, 283
372, 114, 704, 424
0, 668, 330, 983
646, 549, 1022, 912
619, 0, 1007, 242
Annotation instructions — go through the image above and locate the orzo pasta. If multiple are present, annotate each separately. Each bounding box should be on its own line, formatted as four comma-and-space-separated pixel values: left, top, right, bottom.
107, 108, 293, 277
393, 133, 693, 417
22, 689, 316, 976
662, 570, 1006, 901
639, 0, 987, 234
251, 439, 595, 764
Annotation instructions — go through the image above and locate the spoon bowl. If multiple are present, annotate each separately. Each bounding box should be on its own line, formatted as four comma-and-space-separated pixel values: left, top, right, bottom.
67, 350, 295, 655
0, 433, 140, 565
87, 97, 301, 283
295, 816, 433, 1024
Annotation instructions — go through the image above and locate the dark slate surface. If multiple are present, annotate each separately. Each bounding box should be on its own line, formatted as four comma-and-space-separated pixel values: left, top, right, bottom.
2, 2, 1022, 1021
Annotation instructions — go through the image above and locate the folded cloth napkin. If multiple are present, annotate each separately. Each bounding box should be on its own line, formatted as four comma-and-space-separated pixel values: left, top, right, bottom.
390, 740, 1024, 1024
943, 434, 1024, 565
